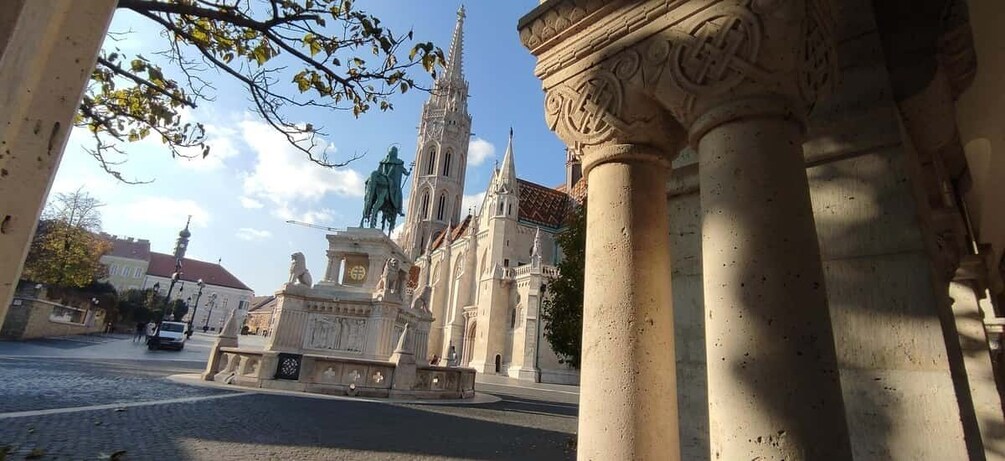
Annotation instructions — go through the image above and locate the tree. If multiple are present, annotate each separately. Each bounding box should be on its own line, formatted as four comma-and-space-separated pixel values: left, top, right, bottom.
82, 0, 445, 181
170, 299, 189, 322
117, 288, 164, 323
42, 188, 104, 231
541, 204, 586, 369
21, 191, 111, 288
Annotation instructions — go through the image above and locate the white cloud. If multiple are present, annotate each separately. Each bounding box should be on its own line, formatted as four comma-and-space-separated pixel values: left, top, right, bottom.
176, 124, 241, 172
235, 227, 273, 241
240, 196, 264, 209
302, 208, 336, 224
468, 138, 495, 167
240, 120, 365, 220
107, 197, 210, 229
461, 192, 485, 216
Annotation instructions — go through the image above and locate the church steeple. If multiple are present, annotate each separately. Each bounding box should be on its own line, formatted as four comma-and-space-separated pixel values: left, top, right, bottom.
173, 215, 192, 262
443, 5, 466, 83
397, 7, 473, 260
495, 128, 518, 194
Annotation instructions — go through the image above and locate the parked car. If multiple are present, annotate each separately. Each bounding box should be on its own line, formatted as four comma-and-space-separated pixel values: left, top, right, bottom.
147, 321, 188, 351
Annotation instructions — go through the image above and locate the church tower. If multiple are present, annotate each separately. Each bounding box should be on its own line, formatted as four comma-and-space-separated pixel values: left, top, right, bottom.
400, 6, 471, 259
173, 216, 192, 265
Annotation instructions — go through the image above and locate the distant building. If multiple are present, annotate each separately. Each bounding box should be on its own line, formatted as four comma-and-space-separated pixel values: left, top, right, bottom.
100, 221, 255, 331
244, 295, 277, 335
143, 253, 253, 332
98, 235, 151, 292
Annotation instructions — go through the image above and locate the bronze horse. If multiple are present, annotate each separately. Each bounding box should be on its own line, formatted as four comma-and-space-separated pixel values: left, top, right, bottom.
361, 169, 398, 233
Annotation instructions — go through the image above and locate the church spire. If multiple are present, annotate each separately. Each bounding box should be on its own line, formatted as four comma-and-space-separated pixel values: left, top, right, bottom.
443, 5, 466, 83
495, 128, 517, 193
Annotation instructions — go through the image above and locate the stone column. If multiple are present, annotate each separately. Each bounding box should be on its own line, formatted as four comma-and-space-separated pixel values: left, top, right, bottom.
577, 143, 681, 460
693, 100, 851, 459
0, 0, 116, 328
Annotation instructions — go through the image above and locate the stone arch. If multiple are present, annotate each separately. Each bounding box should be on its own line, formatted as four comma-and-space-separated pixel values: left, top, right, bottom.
420, 188, 432, 219
436, 193, 448, 221
425, 144, 437, 175
463, 320, 477, 365
443, 149, 453, 177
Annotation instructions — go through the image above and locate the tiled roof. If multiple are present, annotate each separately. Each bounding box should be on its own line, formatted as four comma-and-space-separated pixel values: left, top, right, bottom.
147, 252, 253, 292
248, 296, 275, 312
101, 234, 151, 261
518, 179, 570, 229
248, 296, 277, 314
567, 177, 588, 204
431, 214, 473, 251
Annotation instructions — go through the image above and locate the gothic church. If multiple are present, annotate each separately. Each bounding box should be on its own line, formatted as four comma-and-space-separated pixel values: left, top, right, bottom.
396, 7, 582, 384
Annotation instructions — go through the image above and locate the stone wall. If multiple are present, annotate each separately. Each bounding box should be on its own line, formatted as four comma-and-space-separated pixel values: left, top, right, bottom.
667, 159, 707, 461
1, 298, 104, 340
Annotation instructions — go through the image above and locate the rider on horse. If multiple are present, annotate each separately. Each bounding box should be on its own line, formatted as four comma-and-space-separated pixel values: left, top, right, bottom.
361, 146, 411, 233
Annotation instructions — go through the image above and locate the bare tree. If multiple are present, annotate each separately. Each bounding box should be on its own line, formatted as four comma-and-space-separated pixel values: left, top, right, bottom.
43, 188, 106, 232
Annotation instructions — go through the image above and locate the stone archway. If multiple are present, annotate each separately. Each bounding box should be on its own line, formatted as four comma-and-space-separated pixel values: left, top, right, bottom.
462, 320, 476, 366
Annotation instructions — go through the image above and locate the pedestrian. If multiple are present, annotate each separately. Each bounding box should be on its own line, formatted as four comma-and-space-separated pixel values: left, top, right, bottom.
134, 321, 145, 342
146, 321, 157, 339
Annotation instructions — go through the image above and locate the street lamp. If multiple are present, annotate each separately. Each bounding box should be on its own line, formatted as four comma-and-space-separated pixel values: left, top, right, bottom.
203, 292, 218, 332
187, 279, 206, 337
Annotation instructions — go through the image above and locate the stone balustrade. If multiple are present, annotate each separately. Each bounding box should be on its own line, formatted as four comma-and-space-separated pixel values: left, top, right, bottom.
207, 347, 475, 400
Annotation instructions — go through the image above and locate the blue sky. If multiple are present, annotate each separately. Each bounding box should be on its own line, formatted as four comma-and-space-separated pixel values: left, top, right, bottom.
50, 2, 567, 295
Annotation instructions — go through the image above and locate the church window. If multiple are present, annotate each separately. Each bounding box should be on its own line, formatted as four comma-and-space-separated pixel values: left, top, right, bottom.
426, 147, 436, 175
420, 191, 431, 219
443, 150, 452, 177
510, 308, 516, 329
507, 204, 512, 215
437, 194, 447, 221
504, 259, 510, 267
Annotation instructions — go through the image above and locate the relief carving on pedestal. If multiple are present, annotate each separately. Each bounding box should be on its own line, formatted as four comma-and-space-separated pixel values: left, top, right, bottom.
304, 314, 367, 353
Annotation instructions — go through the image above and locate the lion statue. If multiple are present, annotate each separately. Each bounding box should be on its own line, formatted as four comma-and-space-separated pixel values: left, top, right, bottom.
375, 257, 401, 294
289, 252, 312, 286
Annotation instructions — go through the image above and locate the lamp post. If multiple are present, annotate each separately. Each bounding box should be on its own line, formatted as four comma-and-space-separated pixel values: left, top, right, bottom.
163, 270, 182, 320
187, 279, 206, 337
203, 292, 218, 332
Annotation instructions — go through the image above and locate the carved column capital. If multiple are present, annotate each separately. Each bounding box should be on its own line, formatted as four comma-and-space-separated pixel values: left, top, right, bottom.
527, 0, 838, 144
636, 0, 838, 138
542, 68, 684, 166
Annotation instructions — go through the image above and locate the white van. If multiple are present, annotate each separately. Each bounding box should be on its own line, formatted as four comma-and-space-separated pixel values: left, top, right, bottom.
148, 321, 188, 351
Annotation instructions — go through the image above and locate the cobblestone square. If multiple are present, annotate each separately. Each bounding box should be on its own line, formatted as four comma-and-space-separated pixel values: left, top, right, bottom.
0, 334, 578, 460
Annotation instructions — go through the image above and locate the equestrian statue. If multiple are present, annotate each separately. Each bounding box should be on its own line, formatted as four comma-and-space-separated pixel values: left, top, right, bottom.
361, 146, 411, 234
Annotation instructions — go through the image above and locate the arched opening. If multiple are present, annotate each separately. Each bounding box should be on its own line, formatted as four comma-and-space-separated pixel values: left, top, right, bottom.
425, 146, 436, 175
494, 354, 502, 374
420, 190, 431, 219
436, 194, 447, 221
463, 321, 477, 366
443, 150, 452, 177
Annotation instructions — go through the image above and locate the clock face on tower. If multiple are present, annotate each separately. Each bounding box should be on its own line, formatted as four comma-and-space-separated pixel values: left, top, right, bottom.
348, 265, 367, 282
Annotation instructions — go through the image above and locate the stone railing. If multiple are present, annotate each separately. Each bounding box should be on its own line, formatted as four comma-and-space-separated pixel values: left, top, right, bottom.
211, 348, 266, 387
206, 347, 475, 399
513, 265, 534, 277
508, 264, 560, 279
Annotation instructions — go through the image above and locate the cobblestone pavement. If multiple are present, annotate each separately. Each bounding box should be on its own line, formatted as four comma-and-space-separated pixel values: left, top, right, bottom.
0, 336, 578, 460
